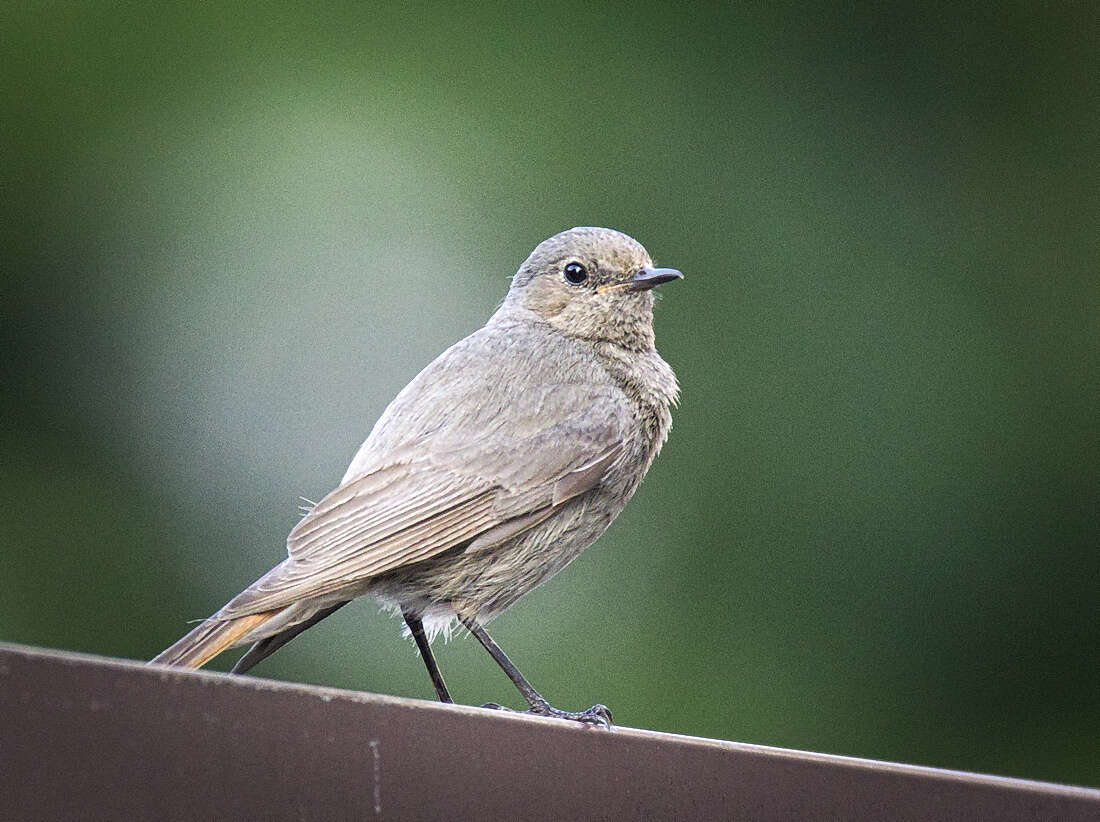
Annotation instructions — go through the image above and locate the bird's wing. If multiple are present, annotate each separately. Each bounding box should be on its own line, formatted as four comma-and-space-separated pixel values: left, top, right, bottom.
216, 383, 628, 619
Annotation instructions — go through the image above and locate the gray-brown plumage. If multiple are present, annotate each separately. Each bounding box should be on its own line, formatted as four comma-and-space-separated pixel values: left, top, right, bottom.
151, 226, 681, 724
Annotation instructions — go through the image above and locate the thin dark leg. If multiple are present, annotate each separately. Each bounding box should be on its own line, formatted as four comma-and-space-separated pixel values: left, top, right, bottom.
458, 614, 612, 727
231, 600, 350, 675
458, 615, 546, 708
403, 609, 453, 703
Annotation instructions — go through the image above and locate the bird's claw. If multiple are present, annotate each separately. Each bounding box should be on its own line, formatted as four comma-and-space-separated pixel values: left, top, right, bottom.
530, 699, 613, 728
479, 700, 613, 728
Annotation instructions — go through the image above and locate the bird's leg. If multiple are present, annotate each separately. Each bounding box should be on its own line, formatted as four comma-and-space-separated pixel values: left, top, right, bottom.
403, 609, 453, 703
458, 614, 612, 728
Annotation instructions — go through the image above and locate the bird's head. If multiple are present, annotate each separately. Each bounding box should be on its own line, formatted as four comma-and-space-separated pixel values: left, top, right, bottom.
503, 227, 682, 351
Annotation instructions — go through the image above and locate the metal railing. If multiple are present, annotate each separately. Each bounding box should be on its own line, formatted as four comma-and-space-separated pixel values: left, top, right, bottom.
1, 643, 1096, 821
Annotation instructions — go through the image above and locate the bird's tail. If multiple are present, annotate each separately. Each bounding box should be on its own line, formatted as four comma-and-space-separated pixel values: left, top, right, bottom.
149, 611, 278, 669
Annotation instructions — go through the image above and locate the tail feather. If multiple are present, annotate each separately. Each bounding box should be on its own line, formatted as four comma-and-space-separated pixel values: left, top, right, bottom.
231, 600, 351, 675
150, 611, 278, 669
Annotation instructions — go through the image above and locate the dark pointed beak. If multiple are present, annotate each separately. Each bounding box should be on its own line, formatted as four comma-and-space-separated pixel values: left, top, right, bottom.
628, 267, 684, 291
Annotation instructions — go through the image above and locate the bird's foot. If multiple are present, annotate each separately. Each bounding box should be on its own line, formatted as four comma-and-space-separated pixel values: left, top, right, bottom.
534, 700, 613, 728
480, 699, 612, 728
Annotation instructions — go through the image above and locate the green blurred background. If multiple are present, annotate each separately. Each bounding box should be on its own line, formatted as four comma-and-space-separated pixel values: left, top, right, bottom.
4, 2, 1097, 787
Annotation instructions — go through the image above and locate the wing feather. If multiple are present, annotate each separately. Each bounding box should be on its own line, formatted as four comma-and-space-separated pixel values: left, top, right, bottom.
289, 471, 482, 561
218, 468, 497, 618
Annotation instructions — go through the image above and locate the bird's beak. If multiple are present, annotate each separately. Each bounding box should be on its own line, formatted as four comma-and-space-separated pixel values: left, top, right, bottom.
598, 267, 684, 294
627, 267, 683, 291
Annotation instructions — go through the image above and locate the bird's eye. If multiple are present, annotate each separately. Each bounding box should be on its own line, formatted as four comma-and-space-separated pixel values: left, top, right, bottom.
563, 262, 588, 285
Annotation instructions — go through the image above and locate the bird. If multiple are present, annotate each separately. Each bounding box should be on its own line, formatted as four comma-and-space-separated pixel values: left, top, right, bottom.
150, 226, 681, 725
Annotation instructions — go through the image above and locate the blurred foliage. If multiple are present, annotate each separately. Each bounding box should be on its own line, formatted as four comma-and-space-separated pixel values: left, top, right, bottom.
3, 1, 1097, 787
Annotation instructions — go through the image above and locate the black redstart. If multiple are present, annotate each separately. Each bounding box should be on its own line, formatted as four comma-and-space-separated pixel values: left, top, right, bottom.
151, 226, 681, 725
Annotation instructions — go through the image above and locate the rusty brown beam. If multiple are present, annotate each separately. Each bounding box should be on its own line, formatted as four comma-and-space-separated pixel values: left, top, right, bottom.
0, 643, 1096, 821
